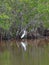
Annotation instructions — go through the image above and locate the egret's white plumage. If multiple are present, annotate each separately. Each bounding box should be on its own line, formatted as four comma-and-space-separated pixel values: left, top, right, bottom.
21, 30, 27, 38
21, 42, 27, 51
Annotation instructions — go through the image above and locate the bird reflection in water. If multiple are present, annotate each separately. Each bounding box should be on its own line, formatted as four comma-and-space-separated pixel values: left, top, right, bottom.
21, 41, 27, 51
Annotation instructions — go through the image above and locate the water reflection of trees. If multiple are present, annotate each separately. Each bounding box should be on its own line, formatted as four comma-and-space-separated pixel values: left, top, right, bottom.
0, 39, 49, 52
0, 39, 49, 65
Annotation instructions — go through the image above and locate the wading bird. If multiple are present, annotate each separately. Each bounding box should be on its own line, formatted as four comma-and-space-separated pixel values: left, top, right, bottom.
21, 30, 27, 39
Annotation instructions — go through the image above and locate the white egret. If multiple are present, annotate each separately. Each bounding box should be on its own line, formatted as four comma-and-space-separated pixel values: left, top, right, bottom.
21, 30, 27, 39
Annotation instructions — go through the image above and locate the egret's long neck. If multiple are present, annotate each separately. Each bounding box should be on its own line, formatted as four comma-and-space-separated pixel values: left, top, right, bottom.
24, 31, 26, 34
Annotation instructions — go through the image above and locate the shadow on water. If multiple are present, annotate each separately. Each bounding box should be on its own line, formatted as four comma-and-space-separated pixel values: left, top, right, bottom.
0, 39, 49, 65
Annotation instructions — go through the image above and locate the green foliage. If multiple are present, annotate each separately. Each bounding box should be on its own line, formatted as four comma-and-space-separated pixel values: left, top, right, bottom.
0, 0, 49, 30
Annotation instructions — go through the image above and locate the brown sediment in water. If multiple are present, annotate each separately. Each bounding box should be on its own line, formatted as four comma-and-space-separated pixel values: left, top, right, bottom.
0, 38, 49, 47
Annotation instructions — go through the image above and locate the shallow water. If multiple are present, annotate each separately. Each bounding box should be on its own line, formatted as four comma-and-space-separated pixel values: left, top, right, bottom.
0, 39, 49, 65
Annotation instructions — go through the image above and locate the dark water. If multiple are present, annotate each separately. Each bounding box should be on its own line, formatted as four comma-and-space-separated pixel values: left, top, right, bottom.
0, 39, 49, 65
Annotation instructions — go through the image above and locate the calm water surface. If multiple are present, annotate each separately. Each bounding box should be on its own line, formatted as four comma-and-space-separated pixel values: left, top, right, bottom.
0, 39, 49, 65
